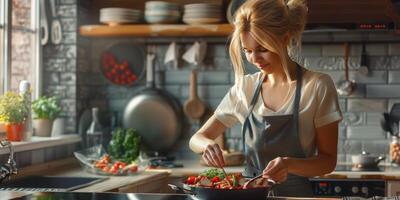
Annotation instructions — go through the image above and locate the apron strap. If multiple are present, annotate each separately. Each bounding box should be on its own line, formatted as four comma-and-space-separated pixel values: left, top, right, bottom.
292, 64, 303, 122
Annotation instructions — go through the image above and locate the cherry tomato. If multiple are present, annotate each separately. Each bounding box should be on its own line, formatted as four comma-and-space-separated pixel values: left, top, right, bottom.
211, 176, 220, 183
187, 176, 197, 185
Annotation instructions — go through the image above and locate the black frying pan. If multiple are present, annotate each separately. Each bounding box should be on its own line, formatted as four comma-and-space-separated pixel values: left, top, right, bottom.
169, 179, 275, 200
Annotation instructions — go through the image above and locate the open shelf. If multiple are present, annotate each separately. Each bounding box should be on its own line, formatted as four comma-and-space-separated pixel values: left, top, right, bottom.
79, 24, 233, 37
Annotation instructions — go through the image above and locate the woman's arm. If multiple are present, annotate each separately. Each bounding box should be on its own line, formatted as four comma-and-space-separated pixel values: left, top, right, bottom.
189, 114, 227, 153
189, 114, 228, 166
263, 121, 339, 180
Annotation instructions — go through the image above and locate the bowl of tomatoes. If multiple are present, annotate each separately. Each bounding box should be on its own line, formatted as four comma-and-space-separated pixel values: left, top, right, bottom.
74, 145, 140, 176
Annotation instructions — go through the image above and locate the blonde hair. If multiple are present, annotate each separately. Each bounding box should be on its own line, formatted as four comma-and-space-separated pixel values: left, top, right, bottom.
229, 0, 308, 82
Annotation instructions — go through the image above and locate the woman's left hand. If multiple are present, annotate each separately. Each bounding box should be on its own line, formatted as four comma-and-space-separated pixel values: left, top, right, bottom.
262, 157, 288, 184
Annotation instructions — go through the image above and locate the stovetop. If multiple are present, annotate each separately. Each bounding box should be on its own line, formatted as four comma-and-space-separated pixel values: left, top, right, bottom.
334, 164, 385, 172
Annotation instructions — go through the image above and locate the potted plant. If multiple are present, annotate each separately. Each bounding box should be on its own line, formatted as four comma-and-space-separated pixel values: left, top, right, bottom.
32, 96, 61, 137
0, 92, 29, 141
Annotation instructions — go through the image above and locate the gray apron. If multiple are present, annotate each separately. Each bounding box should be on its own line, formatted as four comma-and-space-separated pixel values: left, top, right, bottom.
242, 64, 313, 197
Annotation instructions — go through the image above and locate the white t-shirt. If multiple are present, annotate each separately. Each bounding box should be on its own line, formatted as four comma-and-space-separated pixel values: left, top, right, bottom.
215, 69, 343, 156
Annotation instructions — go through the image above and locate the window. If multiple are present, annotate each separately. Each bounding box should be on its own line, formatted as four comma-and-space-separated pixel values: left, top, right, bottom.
0, 0, 40, 97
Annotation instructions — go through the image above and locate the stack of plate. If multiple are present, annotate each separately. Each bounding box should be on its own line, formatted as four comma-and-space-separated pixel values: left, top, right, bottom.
145, 1, 181, 24
100, 8, 141, 26
183, 3, 223, 24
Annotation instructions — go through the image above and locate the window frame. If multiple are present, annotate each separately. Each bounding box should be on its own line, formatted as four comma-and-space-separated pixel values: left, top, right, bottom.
0, 0, 41, 98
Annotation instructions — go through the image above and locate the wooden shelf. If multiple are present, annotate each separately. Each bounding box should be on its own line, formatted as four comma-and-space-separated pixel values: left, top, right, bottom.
79, 24, 233, 37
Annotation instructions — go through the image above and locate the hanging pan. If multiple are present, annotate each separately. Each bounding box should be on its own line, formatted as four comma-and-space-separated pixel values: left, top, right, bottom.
122, 46, 183, 154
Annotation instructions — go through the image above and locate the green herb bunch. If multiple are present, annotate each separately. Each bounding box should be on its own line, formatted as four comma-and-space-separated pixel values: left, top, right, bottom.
108, 128, 141, 163
32, 96, 61, 120
0, 92, 29, 124
201, 168, 226, 179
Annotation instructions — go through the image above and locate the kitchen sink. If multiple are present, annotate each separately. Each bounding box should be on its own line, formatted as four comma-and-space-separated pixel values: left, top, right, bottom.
0, 176, 107, 192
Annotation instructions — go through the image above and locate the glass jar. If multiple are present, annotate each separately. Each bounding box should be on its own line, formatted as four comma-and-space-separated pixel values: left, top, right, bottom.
390, 136, 400, 165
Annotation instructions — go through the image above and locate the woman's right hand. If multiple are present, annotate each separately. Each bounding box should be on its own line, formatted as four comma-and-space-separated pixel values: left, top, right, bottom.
202, 143, 225, 167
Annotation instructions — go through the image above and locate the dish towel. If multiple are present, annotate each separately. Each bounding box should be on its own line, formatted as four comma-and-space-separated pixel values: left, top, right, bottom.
164, 41, 179, 69
182, 41, 207, 66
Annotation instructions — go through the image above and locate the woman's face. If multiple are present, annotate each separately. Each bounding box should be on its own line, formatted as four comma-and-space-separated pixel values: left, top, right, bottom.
240, 32, 282, 75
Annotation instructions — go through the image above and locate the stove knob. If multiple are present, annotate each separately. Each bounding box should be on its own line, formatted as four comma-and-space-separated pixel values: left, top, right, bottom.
361, 186, 368, 194
352, 186, 359, 194
334, 186, 342, 193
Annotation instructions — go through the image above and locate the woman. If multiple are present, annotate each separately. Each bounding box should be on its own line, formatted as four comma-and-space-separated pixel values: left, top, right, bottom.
189, 0, 343, 197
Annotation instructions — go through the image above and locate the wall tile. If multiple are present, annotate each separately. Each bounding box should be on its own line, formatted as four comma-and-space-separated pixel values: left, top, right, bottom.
347, 126, 386, 140
389, 71, 400, 84
182, 85, 231, 99
351, 70, 387, 84
366, 112, 384, 125
342, 112, 365, 126
389, 44, 400, 56
365, 44, 388, 56
165, 70, 191, 84
302, 45, 322, 56
362, 140, 389, 155
369, 56, 391, 70
366, 85, 400, 98
343, 140, 362, 154
322, 44, 345, 56
390, 56, 400, 69
198, 71, 231, 84
348, 99, 386, 112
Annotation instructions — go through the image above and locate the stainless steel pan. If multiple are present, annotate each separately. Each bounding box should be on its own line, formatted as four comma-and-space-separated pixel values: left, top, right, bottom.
123, 48, 183, 153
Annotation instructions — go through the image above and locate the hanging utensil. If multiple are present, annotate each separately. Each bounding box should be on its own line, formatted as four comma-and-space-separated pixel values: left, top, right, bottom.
183, 69, 206, 120
50, 0, 63, 45
358, 42, 370, 76
337, 43, 356, 96
381, 112, 394, 136
40, 0, 49, 45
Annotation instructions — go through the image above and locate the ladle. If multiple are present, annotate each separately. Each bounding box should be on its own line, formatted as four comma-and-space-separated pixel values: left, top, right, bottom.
337, 43, 356, 96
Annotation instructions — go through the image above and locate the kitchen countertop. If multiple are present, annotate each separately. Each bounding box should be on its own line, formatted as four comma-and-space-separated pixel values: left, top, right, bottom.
3, 158, 400, 199
147, 160, 400, 179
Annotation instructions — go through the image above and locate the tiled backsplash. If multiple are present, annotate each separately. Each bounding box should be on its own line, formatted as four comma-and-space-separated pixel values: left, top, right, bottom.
39, 1, 400, 164
73, 37, 400, 162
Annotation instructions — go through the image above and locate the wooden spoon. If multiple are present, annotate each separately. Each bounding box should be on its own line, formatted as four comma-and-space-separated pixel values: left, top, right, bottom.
184, 69, 206, 120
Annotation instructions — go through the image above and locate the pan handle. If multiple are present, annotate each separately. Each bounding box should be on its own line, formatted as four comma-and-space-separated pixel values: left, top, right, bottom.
168, 184, 196, 195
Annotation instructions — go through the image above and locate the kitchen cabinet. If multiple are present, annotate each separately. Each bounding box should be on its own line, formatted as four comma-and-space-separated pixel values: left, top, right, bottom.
80, 24, 233, 37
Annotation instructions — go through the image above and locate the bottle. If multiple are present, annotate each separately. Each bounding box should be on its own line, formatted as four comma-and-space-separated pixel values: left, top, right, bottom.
390, 136, 400, 165
86, 107, 104, 148
19, 80, 32, 141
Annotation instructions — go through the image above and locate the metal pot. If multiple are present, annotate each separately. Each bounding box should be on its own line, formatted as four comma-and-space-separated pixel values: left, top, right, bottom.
169, 179, 275, 200
351, 151, 385, 167
123, 47, 183, 154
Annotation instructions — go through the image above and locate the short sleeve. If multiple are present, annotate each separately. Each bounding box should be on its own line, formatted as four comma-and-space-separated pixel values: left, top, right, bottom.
214, 83, 242, 128
313, 74, 343, 128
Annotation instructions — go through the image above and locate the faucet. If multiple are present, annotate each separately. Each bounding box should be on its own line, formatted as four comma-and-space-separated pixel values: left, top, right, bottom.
0, 140, 17, 183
